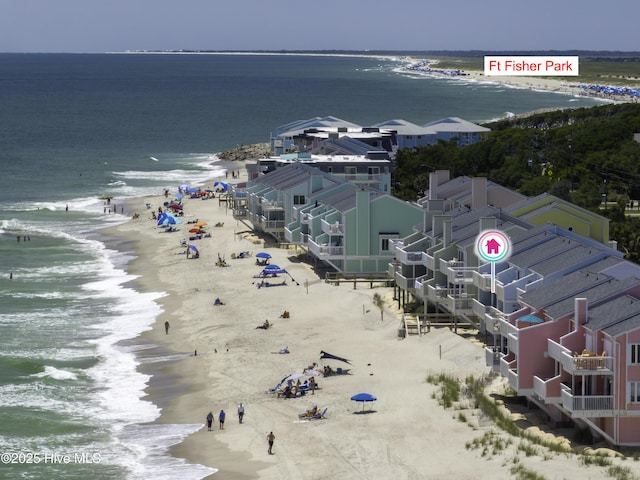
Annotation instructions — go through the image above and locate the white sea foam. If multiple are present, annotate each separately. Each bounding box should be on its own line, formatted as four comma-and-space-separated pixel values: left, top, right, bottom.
32, 366, 78, 381
115, 423, 218, 479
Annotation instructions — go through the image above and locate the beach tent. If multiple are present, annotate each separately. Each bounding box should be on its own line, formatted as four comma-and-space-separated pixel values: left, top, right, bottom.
320, 351, 352, 365
187, 244, 199, 258
214, 181, 228, 192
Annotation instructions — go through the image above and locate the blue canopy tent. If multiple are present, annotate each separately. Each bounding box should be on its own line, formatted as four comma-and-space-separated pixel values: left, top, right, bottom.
158, 212, 181, 228
254, 266, 299, 287
214, 181, 228, 192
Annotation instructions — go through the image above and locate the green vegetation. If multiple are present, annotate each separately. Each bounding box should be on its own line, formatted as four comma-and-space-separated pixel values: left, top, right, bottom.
428, 55, 640, 86
392, 103, 640, 261
429, 372, 639, 479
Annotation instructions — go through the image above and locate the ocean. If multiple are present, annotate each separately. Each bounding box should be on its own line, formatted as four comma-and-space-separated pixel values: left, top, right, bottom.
0, 52, 605, 479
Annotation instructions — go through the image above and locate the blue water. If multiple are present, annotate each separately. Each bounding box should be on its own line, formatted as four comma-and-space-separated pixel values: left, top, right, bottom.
0, 52, 605, 479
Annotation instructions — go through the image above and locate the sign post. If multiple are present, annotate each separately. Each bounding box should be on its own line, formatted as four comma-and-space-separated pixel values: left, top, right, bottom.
475, 230, 512, 294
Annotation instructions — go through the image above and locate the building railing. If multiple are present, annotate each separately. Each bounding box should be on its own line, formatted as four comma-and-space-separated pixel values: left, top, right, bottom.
561, 386, 614, 414
395, 248, 424, 265
321, 219, 344, 235
261, 200, 285, 210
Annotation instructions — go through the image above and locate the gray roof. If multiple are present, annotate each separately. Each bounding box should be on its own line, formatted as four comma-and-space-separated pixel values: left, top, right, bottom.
372, 119, 432, 136
520, 258, 640, 321
542, 276, 640, 320
508, 236, 577, 269
250, 163, 341, 192
587, 295, 640, 337
527, 245, 597, 277
273, 116, 361, 137
317, 185, 384, 213
422, 117, 490, 133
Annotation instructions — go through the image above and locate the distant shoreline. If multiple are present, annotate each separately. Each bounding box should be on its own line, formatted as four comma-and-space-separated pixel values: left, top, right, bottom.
116, 50, 637, 104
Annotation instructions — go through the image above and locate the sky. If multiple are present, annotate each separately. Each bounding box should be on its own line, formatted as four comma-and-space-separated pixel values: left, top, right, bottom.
1, 0, 638, 53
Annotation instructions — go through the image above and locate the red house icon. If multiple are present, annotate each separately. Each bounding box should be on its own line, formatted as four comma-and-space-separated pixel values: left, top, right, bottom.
485, 238, 501, 255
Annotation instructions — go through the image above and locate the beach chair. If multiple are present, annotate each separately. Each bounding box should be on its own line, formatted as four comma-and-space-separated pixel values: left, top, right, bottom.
309, 407, 328, 420
266, 382, 281, 394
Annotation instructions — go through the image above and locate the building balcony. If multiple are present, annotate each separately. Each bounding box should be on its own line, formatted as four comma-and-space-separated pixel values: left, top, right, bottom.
388, 261, 400, 280
485, 346, 501, 372
533, 375, 562, 404
395, 248, 424, 265
426, 284, 448, 304
260, 199, 285, 211
473, 271, 492, 291
344, 173, 381, 183
547, 340, 614, 375
307, 238, 344, 258
471, 299, 490, 321
500, 357, 518, 391
394, 271, 414, 291
413, 274, 432, 300
258, 216, 286, 232
321, 219, 344, 236
560, 385, 614, 417
443, 262, 476, 285
422, 252, 436, 271
232, 207, 248, 218
301, 213, 312, 224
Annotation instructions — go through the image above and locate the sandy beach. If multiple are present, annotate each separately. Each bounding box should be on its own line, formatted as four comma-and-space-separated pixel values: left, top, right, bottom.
104, 166, 636, 479
405, 58, 639, 106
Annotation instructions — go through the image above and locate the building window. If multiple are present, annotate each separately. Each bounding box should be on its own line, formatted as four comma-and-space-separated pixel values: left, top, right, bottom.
630, 381, 640, 403
345, 166, 357, 175
379, 233, 398, 253
631, 344, 640, 364
293, 195, 306, 205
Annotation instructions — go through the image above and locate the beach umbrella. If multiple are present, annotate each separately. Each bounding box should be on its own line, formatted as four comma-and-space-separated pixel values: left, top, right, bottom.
174, 193, 184, 200
187, 244, 199, 257
263, 264, 280, 271
284, 373, 305, 382
189, 228, 203, 233
256, 252, 272, 259
351, 393, 377, 412
195, 221, 208, 227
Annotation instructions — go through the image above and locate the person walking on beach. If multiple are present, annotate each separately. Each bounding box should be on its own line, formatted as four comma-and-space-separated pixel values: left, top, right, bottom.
267, 431, 275, 455
237, 403, 245, 424
206, 412, 214, 431
218, 409, 226, 429
164, 321, 170, 334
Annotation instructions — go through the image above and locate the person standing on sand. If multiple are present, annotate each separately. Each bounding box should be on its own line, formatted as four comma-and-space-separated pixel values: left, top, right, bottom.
206, 412, 214, 431
218, 409, 226, 429
164, 321, 170, 334
237, 403, 244, 423
267, 431, 275, 454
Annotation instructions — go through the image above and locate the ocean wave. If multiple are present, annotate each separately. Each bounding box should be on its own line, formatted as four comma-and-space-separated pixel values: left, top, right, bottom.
31, 365, 78, 381
115, 423, 218, 479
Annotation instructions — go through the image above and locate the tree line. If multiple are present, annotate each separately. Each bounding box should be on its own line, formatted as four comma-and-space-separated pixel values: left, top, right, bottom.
391, 103, 640, 261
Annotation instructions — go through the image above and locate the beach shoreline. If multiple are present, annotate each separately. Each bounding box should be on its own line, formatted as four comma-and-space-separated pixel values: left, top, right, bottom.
99, 163, 635, 479
402, 58, 638, 105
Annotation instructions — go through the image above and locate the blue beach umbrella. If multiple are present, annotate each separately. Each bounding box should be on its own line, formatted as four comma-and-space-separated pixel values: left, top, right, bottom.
256, 252, 271, 259
351, 393, 377, 412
